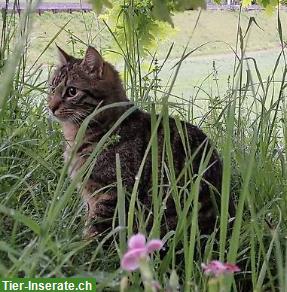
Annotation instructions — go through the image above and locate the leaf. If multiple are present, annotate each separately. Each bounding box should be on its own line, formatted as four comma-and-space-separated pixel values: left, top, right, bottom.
175, 0, 206, 10
265, 4, 276, 14
152, 0, 174, 27
90, 0, 113, 14
169, 270, 179, 291
242, 0, 252, 7
243, 16, 264, 38
188, 0, 206, 10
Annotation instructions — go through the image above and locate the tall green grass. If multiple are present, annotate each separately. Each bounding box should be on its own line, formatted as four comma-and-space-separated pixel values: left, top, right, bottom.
0, 1, 287, 291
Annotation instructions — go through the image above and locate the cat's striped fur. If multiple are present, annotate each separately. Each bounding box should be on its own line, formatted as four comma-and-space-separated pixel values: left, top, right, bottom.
48, 46, 230, 237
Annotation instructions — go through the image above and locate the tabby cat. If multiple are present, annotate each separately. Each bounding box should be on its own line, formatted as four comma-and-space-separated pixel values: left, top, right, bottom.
48, 46, 227, 237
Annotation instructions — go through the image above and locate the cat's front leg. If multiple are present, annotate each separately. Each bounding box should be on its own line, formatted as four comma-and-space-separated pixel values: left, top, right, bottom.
83, 190, 118, 239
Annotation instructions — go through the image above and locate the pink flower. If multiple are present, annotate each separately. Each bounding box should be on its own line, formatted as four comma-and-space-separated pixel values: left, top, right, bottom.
201, 260, 240, 277
121, 233, 163, 271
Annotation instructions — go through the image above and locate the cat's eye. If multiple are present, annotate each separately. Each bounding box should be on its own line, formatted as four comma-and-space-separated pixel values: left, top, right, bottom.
66, 87, 77, 97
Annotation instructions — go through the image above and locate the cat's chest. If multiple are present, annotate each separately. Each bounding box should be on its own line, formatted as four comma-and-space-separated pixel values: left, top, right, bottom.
64, 142, 81, 179
64, 141, 96, 180
62, 122, 83, 179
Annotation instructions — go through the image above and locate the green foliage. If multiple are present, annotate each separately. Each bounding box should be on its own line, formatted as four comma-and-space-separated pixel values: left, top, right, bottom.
243, 0, 279, 13
91, 0, 112, 14
93, 0, 208, 27
91, 0, 281, 26
101, 0, 172, 55
103, 1, 150, 49
100, 0, 173, 102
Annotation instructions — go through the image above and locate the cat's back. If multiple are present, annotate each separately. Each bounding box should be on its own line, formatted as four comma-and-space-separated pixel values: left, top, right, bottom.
90, 108, 151, 188
116, 107, 221, 170
115, 108, 222, 189
93, 107, 222, 190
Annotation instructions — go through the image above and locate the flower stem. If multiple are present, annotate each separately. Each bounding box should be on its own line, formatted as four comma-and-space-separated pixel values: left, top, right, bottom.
139, 258, 156, 292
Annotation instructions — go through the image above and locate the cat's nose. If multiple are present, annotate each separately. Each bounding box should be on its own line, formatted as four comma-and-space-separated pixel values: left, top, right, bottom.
48, 95, 62, 114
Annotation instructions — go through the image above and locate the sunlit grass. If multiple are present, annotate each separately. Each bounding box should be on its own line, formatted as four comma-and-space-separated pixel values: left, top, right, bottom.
0, 1, 287, 291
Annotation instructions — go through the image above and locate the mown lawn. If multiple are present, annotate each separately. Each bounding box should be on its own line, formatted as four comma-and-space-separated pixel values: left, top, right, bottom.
26, 9, 287, 61
0, 8, 285, 62
1, 9, 285, 99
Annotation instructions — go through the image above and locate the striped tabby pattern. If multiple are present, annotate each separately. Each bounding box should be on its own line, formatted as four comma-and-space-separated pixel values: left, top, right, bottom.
48, 46, 228, 237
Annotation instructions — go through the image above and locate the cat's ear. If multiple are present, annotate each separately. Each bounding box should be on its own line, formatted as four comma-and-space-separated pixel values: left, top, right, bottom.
81, 46, 104, 78
56, 45, 72, 65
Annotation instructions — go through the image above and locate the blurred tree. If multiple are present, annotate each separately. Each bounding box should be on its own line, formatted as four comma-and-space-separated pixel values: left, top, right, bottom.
92, 0, 206, 26
91, 0, 280, 27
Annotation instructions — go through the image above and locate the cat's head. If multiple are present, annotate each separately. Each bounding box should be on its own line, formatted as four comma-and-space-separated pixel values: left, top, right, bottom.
48, 46, 128, 125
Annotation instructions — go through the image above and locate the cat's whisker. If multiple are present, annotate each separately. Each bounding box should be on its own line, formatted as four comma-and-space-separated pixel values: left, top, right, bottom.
78, 109, 92, 116
71, 114, 82, 126
77, 112, 89, 119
